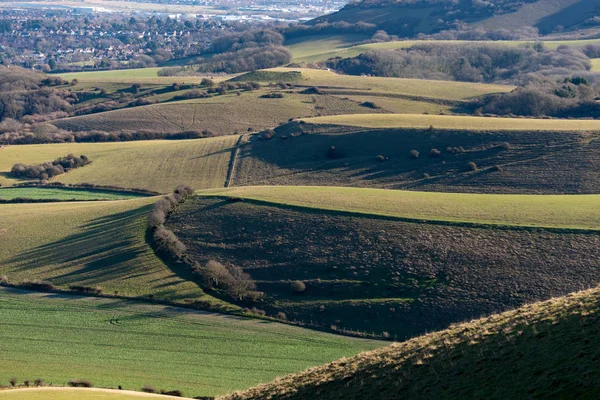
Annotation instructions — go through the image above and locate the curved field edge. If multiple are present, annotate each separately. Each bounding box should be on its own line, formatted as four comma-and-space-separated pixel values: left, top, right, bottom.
0, 198, 222, 304
220, 285, 600, 400
0, 387, 193, 399
0, 288, 383, 398
300, 114, 600, 131
197, 186, 600, 230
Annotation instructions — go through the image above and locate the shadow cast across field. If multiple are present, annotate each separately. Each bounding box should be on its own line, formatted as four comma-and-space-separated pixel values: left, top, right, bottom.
6, 206, 194, 299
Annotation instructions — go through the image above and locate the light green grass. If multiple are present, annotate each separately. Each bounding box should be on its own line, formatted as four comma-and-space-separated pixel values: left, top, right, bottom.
0, 137, 238, 192
0, 388, 188, 400
592, 58, 600, 71
0, 288, 383, 398
287, 37, 600, 63
199, 186, 600, 230
0, 187, 147, 201
268, 68, 513, 100
56, 69, 233, 85
301, 113, 600, 131
332, 95, 454, 114
0, 198, 215, 302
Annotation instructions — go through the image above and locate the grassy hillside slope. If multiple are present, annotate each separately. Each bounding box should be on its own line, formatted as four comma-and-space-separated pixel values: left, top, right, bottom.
233, 123, 600, 194
56, 68, 232, 85
199, 186, 600, 230
0, 288, 383, 398
312, 0, 598, 36
0, 199, 212, 302
168, 196, 600, 337
302, 114, 600, 131
0, 137, 237, 192
222, 285, 600, 400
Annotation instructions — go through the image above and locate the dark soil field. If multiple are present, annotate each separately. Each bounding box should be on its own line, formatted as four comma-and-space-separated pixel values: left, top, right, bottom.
169, 197, 600, 339
234, 123, 600, 194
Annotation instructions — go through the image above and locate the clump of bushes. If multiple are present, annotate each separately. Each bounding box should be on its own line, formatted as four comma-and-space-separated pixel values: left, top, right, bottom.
11, 154, 90, 180
260, 92, 284, 98
428, 148, 442, 158
409, 149, 420, 159
197, 260, 261, 302
147, 185, 194, 261
467, 161, 478, 171
375, 155, 386, 162
360, 101, 378, 109
18, 280, 57, 292
68, 379, 93, 387
68, 285, 104, 295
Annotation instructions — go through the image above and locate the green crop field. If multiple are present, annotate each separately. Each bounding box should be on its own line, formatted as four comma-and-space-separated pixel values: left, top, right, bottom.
301, 113, 600, 131
199, 186, 600, 230
0, 388, 187, 400
330, 95, 454, 115
0, 187, 147, 201
0, 198, 218, 302
0, 288, 383, 398
0, 137, 238, 192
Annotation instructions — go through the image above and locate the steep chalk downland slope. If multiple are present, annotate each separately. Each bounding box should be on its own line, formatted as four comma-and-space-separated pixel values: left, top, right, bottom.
221, 286, 600, 400
313, 0, 599, 36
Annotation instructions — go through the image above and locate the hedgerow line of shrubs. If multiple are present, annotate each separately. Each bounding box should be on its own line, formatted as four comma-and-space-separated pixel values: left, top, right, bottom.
10, 154, 90, 181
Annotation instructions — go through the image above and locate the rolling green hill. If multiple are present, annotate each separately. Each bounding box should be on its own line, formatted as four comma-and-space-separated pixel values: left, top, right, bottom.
0, 187, 148, 201
312, 0, 600, 36
232, 121, 600, 194
0, 288, 382, 398
221, 285, 600, 400
167, 194, 600, 338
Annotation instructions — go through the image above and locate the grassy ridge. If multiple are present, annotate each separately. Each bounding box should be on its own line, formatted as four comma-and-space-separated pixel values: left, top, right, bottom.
0, 187, 147, 201
199, 186, 600, 230
301, 113, 600, 131
0, 198, 213, 302
56, 68, 233, 85
0, 288, 383, 398
266, 68, 513, 100
221, 285, 600, 400
0, 137, 237, 192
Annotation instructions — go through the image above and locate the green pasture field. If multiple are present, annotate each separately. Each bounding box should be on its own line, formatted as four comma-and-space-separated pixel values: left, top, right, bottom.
301, 113, 600, 131
0, 198, 219, 302
57, 69, 234, 85
0, 288, 383, 398
592, 58, 600, 71
199, 186, 600, 230
0, 137, 238, 193
266, 68, 513, 100
0, 187, 147, 201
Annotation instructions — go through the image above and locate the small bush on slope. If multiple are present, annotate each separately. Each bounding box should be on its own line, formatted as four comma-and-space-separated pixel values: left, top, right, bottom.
221, 286, 600, 400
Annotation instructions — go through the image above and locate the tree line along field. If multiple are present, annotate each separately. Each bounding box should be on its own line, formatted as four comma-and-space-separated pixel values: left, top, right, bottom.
0, 187, 148, 201
0, 137, 238, 193
221, 285, 600, 400
0, 288, 383, 398
167, 196, 600, 339
0, 198, 220, 303
231, 122, 600, 194
198, 186, 600, 230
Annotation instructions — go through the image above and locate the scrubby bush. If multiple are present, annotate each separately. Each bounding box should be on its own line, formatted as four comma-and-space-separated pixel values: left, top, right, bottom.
9, 378, 16, 387
141, 385, 157, 393
291, 280, 306, 294
197, 260, 258, 301
409, 149, 420, 159
360, 101, 378, 109
375, 155, 386, 162
10, 154, 90, 180
276, 312, 287, 320
69, 285, 104, 295
34, 378, 44, 387
68, 379, 93, 387
18, 280, 56, 292
428, 148, 441, 158
160, 389, 183, 397
467, 161, 478, 171
260, 92, 284, 98
153, 226, 187, 260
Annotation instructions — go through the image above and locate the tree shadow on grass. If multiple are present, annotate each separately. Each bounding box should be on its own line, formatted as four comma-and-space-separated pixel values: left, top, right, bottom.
6, 205, 198, 301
